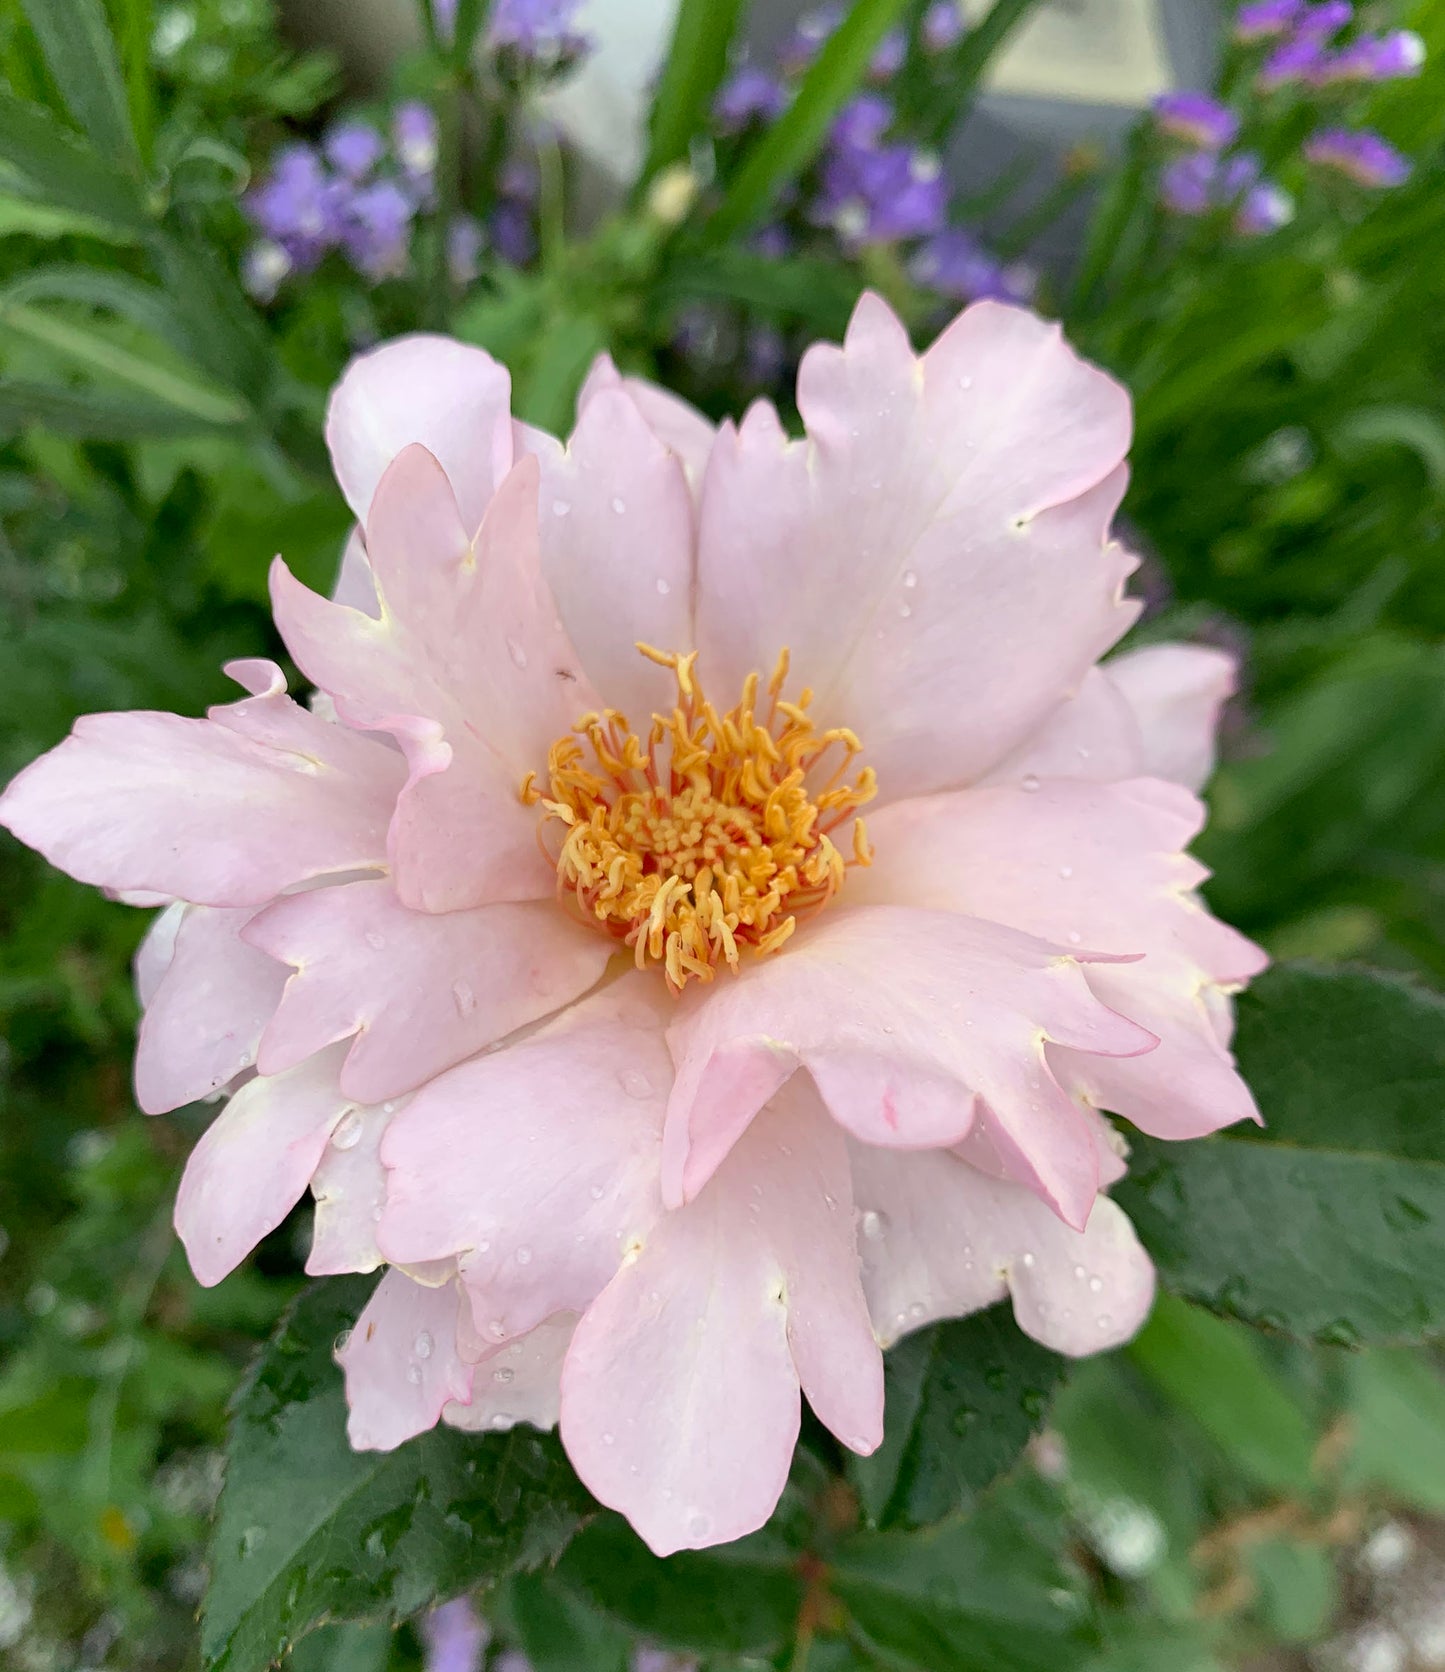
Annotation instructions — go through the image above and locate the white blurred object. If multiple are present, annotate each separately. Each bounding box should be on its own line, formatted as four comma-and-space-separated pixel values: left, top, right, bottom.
963, 0, 1173, 106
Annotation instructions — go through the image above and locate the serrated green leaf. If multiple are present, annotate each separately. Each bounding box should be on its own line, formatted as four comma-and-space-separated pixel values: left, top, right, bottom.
640, 0, 747, 189
202, 1278, 592, 1672
21, 0, 140, 169
704, 0, 911, 245
1115, 964, 1445, 1345
556, 1514, 802, 1655
848, 1306, 1064, 1531
0, 93, 150, 233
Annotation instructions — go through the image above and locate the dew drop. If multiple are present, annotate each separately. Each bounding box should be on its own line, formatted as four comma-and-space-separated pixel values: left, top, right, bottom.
1088, 1275, 1103, 1293
406, 1363, 423, 1385
908, 1301, 926, 1320
333, 1328, 352, 1355
1073, 1264, 1086, 1280
617, 1067, 652, 1098
861, 1209, 886, 1241
331, 1110, 363, 1151
507, 638, 528, 670
611, 496, 626, 514
1059, 865, 1074, 880
959, 375, 974, 391
589, 1183, 605, 1201
1021, 774, 1041, 793
493, 1366, 515, 1384
903, 570, 919, 588
477, 1238, 491, 1254
514, 1245, 532, 1266
487, 1320, 506, 1340
239, 1526, 266, 1559
602, 1432, 616, 1446
452, 978, 477, 1016
1068, 931, 1082, 945
490, 1413, 513, 1430
414, 1330, 433, 1360
656, 577, 671, 595
364, 930, 386, 950
686, 1510, 713, 1539
1020, 1251, 1036, 1268
898, 602, 913, 618
1097, 1313, 1113, 1331
551, 499, 571, 517
382, 1101, 396, 1114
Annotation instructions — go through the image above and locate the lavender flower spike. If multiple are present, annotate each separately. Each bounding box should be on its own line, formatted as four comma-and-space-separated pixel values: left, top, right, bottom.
1233, 0, 1303, 41
1153, 92, 1240, 151
1294, 1, 1353, 40
489, 0, 591, 69
394, 101, 439, 184
714, 67, 788, 134
1257, 34, 1325, 90
1327, 29, 1427, 81
1236, 181, 1295, 234
419, 1598, 488, 1672
923, 2, 967, 53
324, 121, 384, 181
1304, 126, 1412, 188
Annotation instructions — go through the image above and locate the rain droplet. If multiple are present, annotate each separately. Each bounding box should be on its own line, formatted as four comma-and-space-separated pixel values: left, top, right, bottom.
611, 496, 626, 514
617, 1067, 652, 1098
490, 1413, 514, 1430
452, 978, 477, 1016
1096, 1313, 1113, 1331
1073, 1264, 1086, 1280
239, 1526, 266, 1558
1067, 931, 1082, 945
1059, 865, 1074, 880
382, 1101, 396, 1114
492, 1366, 515, 1384
686, 1510, 713, 1539
406, 1363, 423, 1385
1021, 1252, 1036, 1268
477, 1237, 491, 1254
959, 375, 974, 391
364, 930, 386, 950
333, 1329, 352, 1355
861, 1209, 886, 1241
903, 570, 919, 588
602, 1432, 616, 1446
1088, 1276, 1103, 1293
552, 499, 571, 517
487, 1320, 506, 1340
414, 1330, 433, 1360
589, 1183, 605, 1201
1022, 774, 1041, 793
908, 1301, 926, 1320
514, 1246, 532, 1266
656, 577, 671, 595
507, 638, 528, 670
331, 1110, 363, 1151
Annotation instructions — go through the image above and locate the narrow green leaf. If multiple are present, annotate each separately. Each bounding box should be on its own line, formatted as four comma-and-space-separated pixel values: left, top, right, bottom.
21, 0, 140, 168
703, 0, 911, 245
512, 312, 608, 434
1342, 1349, 1445, 1514
915, 0, 1045, 147
848, 1306, 1063, 1531
0, 192, 139, 243
0, 301, 250, 425
449, 0, 494, 67
0, 266, 191, 354
0, 376, 224, 438
1115, 964, 1445, 1345
0, 93, 150, 232
640, 0, 747, 189
658, 248, 859, 335
1126, 1296, 1316, 1495
508, 1570, 629, 1672
202, 1278, 592, 1671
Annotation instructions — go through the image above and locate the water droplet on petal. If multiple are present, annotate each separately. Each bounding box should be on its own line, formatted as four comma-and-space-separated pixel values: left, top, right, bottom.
1068, 931, 1082, 945
414, 1330, 433, 1359
617, 1067, 652, 1098
1059, 865, 1074, 880
959, 375, 974, 390
552, 499, 571, 517
331, 1110, 363, 1151
1022, 774, 1041, 793
656, 577, 671, 595
903, 570, 919, 588
686, 1510, 712, 1539
589, 1183, 605, 1201
899, 602, 912, 618
1097, 1313, 1113, 1331
333, 1329, 352, 1355
611, 496, 626, 514
514, 1245, 532, 1266
382, 1101, 396, 1114
492, 1366, 515, 1384
1088, 1275, 1103, 1293
1021, 1252, 1036, 1268
861, 1209, 886, 1241
1073, 1264, 1086, 1280
406, 1363, 423, 1385
507, 638, 528, 670
452, 978, 477, 1016
364, 930, 386, 950
602, 1432, 615, 1446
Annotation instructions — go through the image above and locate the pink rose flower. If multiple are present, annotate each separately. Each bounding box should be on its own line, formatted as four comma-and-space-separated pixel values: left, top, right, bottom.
0, 294, 1265, 1556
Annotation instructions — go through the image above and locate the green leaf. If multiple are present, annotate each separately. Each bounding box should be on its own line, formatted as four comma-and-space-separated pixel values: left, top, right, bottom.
703, 0, 911, 245
556, 1515, 802, 1656
0, 92, 150, 233
1115, 963, 1445, 1346
21, 0, 140, 169
658, 248, 859, 335
1126, 1297, 1316, 1495
0, 266, 192, 355
202, 1278, 592, 1672
848, 1306, 1064, 1531
507, 1569, 629, 1672
511, 312, 608, 434
0, 191, 139, 242
640, 0, 747, 189
287, 1621, 392, 1672
0, 376, 228, 438
914, 0, 1046, 147
1342, 1348, 1445, 1515
1245, 1539, 1335, 1644
831, 1478, 1093, 1672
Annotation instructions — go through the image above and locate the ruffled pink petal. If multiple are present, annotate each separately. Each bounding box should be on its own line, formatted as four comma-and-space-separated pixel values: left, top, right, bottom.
524, 387, 695, 717
307, 1099, 398, 1276
174, 1045, 353, 1286
663, 906, 1156, 1228
1106, 642, 1237, 791
849, 1141, 1155, 1355
577, 353, 717, 494
339, 1269, 475, 1451
0, 664, 401, 907
272, 449, 595, 911
560, 1079, 881, 1556
134, 905, 288, 1114
694, 293, 1137, 800
378, 977, 671, 1341
444, 1313, 575, 1434
980, 668, 1145, 787
326, 333, 514, 528
244, 878, 608, 1102
854, 777, 1267, 1139
134, 902, 184, 1006
332, 528, 379, 617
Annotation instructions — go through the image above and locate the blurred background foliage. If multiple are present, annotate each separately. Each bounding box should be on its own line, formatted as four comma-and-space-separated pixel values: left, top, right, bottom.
1, 0, 1445, 1668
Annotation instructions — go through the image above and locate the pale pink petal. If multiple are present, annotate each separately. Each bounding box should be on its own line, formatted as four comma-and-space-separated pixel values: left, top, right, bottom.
307, 1099, 399, 1276
326, 333, 514, 527
1106, 642, 1237, 791
854, 778, 1266, 1139
0, 666, 401, 907
134, 902, 185, 1006
694, 293, 1137, 799
174, 1045, 353, 1286
560, 1081, 881, 1556
244, 878, 608, 1102
271, 449, 593, 912
379, 977, 671, 1341
527, 387, 695, 717
444, 1313, 575, 1434
980, 668, 1145, 787
339, 1269, 474, 1451
332, 528, 379, 617
134, 905, 288, 1114
663, 907, 1155, 1228
849, 1141, 1155, 1356
577, 353, 717, 494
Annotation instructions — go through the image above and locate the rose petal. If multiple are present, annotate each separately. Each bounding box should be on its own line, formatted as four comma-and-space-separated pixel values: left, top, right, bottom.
307, 1098, 399, 1276
444, 1313, 575, 1434
339, 1268, 474, 1451
1106, 642, 1237, 791
577, 353, 717, 495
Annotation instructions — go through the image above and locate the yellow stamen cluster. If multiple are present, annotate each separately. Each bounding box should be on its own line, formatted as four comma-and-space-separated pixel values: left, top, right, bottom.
521, 645, 876, 993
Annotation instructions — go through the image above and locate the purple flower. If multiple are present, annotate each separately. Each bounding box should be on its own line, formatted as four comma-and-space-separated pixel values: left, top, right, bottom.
324, 120, 384, 181
922, 2, 967, 53
815, 142, 948, 245
868, 29, 907, 82
1234, 0, 1303, 40
1304, 125, 1412, 187
750, 223, 793, 259
240, 239, 292, 302
1153, 91, 1240, 150
393, 101, 439, 184
244, 144, 344, 268
743, 324, 788, 389
447, 214, 485, 285
830, 93, 893, 151
1294, 1, 1353, 39
1257, 33, 1326, 88
780, 5, 842, 75
489, 0, 591, 69
340, 179, 415, 279
1160, 148, 1268, 218
1236, 181, 1295, 233
419, 1599, 487, 1672
909, 228, 1032, 303
1322, 29, 1426, 81
491, 199, 536, 266
713, 67, 787, 134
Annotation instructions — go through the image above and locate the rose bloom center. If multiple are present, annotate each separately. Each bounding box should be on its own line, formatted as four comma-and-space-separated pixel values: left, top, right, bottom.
521, 644, 877, 992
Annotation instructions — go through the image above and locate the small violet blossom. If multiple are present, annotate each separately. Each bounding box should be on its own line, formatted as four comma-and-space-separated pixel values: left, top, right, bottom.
1152, 92, 1240, 151
488, 0, 591, 71
1257, 33, 1326, 89
324, 121, 385, 182
1233, 0, 1303, 40
713, 67, 788, 134
393, 101, 439, 186
420, 1598, 488, 1672
780, 4, 842, 75
910, 228, 1036, 305
0, 293, 1266, 1557
1236, 181, 1296, 235
1320, 29, 1426, 82
922, 2, 967, 53
1304, 126, 1413, 188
